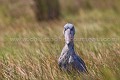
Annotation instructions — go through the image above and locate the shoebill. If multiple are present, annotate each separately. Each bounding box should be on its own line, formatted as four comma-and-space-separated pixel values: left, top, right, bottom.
58, 23, 87, 73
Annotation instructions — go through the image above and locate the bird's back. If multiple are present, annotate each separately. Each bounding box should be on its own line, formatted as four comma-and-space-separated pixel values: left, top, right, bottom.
70, 54, 87, 72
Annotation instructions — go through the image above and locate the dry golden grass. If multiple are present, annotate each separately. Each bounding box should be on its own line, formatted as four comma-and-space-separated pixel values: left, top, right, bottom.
0, 6, 120, 80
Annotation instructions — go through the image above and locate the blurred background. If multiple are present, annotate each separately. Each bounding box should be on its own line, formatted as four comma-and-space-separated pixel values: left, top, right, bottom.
0, 0, 120, 22
0, 0, 120, 80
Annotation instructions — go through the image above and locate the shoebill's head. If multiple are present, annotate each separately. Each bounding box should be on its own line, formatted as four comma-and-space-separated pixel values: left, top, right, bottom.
63, 23, 75, 44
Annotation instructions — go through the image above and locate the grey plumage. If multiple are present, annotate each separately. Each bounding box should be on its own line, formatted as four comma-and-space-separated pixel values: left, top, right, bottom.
58, 23, 87, 73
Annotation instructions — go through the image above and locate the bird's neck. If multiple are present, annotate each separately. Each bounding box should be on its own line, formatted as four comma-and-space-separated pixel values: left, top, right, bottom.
65, 41, 74, 51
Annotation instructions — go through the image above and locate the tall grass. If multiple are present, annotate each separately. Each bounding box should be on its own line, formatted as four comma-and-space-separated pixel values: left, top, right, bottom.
0, 9, 120, 80
0, 0, 120, 80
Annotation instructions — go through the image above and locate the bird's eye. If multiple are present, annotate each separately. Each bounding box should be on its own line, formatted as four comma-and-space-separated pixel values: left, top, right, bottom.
70, 27, 75, 35
65, 28, 67, 31
64, 27, 69, 31
70, 27, 74, 31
